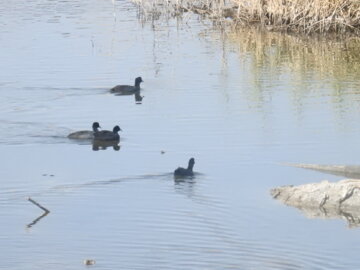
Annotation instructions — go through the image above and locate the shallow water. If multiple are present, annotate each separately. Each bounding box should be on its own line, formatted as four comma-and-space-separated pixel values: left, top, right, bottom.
1, 0, 360, 269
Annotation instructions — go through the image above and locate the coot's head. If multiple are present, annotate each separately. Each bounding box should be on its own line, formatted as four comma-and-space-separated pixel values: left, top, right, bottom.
113, 125, 122, 133
92, 122, 101, 129
188, 158, 195, 168
135, 77, 143, 85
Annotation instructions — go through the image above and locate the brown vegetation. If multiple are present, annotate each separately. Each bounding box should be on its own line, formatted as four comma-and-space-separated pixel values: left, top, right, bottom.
131, 0, 360, 35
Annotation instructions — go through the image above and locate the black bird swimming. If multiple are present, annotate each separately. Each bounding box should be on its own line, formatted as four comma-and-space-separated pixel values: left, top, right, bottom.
110, 77, 143, 94
94, 125, 121, 141
174, 158, 195, 177
68, 122, 101, 140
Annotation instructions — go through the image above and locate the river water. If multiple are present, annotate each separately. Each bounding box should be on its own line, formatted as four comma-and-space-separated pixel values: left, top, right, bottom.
1, 0, 360, 269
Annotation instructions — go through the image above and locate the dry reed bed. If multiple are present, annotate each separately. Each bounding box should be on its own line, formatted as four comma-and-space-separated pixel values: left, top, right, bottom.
131, 0, 360, 34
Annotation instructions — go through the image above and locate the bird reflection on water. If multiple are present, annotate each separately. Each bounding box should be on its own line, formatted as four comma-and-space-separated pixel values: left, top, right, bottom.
174, 175, 196, 198
113, 89, 144, 104
134, 90, 144, 104
92, 140, 121, 151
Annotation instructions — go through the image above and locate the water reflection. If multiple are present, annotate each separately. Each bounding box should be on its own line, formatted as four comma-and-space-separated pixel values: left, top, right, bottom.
27, 211, 49, 228
273, 192, 360, 228
227, 28, 360, 84
113, 89, 144, 104
174, 176, 196, 198
134, 90, 144, 104
92, 140, 120, 151
216, 27, 360, 116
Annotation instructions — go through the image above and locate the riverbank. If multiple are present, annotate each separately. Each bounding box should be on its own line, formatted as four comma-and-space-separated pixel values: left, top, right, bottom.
131, 0, 360, 35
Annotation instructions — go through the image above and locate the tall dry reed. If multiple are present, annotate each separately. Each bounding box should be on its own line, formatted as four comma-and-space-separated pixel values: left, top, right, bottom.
234, 0, 360, 34
131, 0, 360, 34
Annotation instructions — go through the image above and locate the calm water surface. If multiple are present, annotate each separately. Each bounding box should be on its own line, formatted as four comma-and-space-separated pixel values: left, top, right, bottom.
1, 0, 360, 269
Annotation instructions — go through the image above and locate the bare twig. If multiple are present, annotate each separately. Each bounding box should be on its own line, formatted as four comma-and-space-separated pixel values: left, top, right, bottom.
28, 197, 50, 213
26, 197, 50, 228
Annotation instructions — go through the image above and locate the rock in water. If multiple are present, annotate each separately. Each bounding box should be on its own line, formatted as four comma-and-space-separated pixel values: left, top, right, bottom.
271, 179, 360, 228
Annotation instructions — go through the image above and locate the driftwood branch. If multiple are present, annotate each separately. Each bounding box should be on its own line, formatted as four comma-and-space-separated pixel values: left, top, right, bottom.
28, 197, 50, 213
27, 197, 50, 228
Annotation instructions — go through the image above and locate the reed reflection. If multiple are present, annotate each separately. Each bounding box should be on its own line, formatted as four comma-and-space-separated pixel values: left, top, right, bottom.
226, 28, 360, 95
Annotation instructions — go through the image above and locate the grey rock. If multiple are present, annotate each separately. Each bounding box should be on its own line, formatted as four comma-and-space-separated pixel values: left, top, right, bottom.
271, 179, 360, 228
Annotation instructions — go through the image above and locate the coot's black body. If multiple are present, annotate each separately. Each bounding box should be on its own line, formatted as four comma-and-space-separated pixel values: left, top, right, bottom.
94, 125, 121, 141
174, 158, 195, 177
110, 77, 143, 94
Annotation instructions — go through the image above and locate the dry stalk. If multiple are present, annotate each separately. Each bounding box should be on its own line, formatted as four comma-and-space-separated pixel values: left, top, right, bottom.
28, 197, 50, 213
131, 0, 360, 35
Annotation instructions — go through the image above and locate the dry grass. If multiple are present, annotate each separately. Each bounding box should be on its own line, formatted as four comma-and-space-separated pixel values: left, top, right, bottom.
234, 0, 360, 34
131, 0, 360, 35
